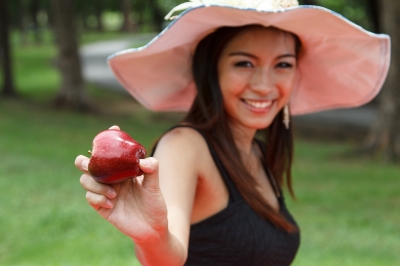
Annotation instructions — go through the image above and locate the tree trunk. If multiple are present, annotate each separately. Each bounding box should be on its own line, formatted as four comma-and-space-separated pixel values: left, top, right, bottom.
50, 0, 90, 111
364, 0, 400, 162
0, 0, 17, 97
80, 11, 91, 32
366, 0, 380, 33
147, 0, 164, 32
30, 0, 42, 45
120, 0, 135, 32
16, 0, 28, 46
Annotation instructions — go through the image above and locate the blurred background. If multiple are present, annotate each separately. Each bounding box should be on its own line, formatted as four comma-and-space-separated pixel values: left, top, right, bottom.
0, 0, 399, 265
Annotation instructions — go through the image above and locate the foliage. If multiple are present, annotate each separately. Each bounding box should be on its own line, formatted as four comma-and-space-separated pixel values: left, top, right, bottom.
6, 0, 376, 34
6, 0, 182, 35
319, 0, 374, 30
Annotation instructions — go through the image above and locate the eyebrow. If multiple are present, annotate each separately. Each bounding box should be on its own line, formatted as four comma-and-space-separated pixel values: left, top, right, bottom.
228, 51, 257, 58
277, 54, 296, 59
228, 51, 296, 59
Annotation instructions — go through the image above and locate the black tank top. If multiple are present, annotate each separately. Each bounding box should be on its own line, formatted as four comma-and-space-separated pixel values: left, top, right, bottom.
152, 125, 300, 266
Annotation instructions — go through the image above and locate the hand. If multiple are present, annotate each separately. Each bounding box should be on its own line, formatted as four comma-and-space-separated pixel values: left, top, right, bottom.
75, 126, 168, 244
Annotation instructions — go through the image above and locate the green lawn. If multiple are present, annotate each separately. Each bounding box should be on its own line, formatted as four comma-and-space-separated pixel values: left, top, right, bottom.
1, 31, 399, 265
289, 142, 400, 265
0, 96, 178, 266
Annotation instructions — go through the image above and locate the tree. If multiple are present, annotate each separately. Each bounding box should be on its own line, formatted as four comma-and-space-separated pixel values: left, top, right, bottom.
147, 0, 164, 32
29, 0, 42, 44
74, 0, 106, 32
94, 0, 104, 32
0, 0, 17, 96
120, 0, 135, 32
363, 0, 400, 162
366, 0, 380, 32
50, 0, 90, 111
15, 0, 28, 46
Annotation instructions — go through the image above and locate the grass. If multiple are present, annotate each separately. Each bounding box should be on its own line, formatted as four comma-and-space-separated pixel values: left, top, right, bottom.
289, 141, 400, 265
1, 30, 400, 265
0, 96, 179, 266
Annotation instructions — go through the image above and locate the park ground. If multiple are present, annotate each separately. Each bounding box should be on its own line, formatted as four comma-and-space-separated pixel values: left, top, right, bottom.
0, 31, 399, 265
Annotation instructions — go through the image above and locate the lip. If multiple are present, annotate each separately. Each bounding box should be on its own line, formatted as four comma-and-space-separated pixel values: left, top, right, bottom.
241, 98, 274, 113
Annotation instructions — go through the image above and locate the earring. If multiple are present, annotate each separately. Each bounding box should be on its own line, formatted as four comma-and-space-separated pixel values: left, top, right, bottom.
283, 104, 290, 129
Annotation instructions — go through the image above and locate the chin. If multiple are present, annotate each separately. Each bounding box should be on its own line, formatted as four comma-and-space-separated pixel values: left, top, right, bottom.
241, 117, 276, 130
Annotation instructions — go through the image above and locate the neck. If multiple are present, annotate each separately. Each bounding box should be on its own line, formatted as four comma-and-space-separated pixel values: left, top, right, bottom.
228, 120, 257, 157
228, 121, 264, 177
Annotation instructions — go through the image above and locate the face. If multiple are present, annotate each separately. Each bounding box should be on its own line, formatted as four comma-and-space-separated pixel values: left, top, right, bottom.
218, 26, 298, 132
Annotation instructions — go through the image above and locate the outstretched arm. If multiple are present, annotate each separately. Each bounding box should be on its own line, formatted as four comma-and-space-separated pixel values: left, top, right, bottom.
75, 126, 200, 266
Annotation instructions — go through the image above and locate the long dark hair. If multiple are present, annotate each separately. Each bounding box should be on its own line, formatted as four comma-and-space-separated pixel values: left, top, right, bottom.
183, 25, 301, 232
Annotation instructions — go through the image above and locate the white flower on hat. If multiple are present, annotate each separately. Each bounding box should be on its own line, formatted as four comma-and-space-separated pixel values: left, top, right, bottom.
165, 0, 299, 20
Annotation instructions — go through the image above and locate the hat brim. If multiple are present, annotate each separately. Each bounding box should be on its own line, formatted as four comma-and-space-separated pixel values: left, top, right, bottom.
108, 5, 390, 115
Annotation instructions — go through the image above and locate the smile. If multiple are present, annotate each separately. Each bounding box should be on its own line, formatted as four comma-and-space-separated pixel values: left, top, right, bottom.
242, 99, 273, 109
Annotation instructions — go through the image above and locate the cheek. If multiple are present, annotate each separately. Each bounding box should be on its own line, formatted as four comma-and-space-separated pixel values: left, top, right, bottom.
219, 68, 246, 99
282, 82, 294, 99
278, 74, 297, 100
219, 77, 242, 116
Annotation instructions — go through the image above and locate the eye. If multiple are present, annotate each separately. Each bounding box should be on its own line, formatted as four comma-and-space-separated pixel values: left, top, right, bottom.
234, 61, 254, 68
276, 62, 294, 69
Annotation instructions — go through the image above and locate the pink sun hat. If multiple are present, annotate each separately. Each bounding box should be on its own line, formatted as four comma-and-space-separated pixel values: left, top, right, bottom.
107, 0, 390, 115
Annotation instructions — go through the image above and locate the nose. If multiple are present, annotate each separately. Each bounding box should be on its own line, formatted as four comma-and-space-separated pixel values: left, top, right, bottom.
249, 68, 274, 94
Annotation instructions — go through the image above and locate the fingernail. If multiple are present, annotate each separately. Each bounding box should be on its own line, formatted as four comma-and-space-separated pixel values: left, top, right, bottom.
82, 160, 89, 171
106, 200, 113, 208
140, 159, 149, 167
108, 189, 116, 198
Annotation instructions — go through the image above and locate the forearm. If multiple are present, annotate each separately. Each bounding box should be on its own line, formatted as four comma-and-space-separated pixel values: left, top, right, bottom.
134, 230, 187, 266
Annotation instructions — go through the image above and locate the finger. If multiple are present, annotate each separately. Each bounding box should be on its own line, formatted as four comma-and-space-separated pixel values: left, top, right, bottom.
86, 191, 113, 209
75, 155, 89, 173
89, 203, 100, 211
109, 125, 120, 130
80, 174, 117, 199
139, 157, 160, 193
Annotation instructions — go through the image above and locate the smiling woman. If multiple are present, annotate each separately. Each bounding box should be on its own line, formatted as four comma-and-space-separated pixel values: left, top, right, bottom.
74, 1, 391, 265
185, 25, 300, 232
174, 25, 301, 264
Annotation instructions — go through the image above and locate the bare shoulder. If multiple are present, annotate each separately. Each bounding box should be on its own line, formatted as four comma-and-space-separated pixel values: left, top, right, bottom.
154, 126, 208, 161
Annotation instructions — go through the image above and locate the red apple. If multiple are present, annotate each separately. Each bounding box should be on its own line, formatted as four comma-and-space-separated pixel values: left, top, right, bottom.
88, 129, 146, 184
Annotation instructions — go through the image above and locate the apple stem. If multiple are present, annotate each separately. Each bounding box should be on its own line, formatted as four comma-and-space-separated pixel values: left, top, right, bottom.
88, 150, 92, 155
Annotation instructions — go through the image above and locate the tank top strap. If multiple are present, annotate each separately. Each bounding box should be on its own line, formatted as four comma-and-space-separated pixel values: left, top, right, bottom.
150, 124, 243, 203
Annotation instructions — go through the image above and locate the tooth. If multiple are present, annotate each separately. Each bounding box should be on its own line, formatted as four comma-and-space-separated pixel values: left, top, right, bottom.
244, 99, 272, 109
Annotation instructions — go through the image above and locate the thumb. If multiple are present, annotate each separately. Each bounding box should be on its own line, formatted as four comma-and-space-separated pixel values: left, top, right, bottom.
139, 157, 160, 193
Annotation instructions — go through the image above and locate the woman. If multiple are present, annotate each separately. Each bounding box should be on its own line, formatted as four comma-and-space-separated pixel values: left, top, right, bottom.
75, 1, 390, 265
